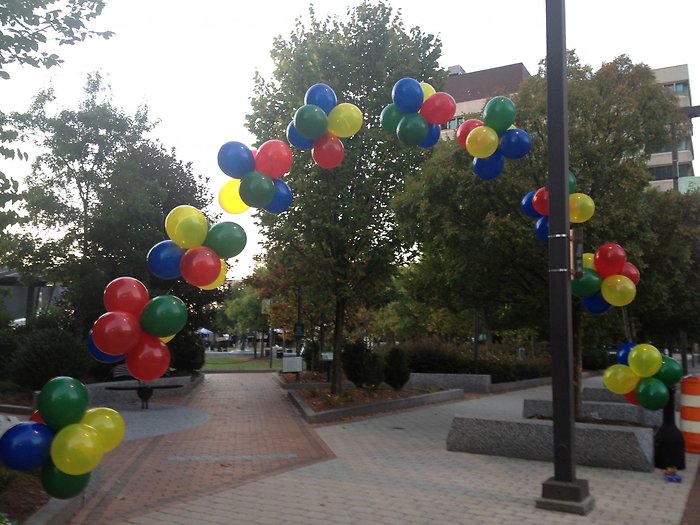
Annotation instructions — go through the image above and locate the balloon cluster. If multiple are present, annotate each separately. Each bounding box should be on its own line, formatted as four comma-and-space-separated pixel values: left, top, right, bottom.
572, 242, 640, 314
0, 377, 125, 499
456, 96, 532, 179
380, 78, 456, 148
287, 83, 363, 169
147, 205, 246, 289
520, 171, 595, 243
603, 343, 682, 410
217, 140, 293, 213
90, 276, 186, 381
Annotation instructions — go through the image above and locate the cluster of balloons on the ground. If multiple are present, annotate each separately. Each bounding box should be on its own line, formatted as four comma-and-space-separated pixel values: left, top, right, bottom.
380, 77, 456, 148
456, 96, 532, 179
603, 343, 683, 410
217, 140, 294, 213
573, 242, 640, 313
521, 171, 596, 243
0, 377, 125, 499
287, 83, 363, 169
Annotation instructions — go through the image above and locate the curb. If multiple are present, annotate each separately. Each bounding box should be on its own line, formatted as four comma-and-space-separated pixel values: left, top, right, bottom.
288, 388, 464, 424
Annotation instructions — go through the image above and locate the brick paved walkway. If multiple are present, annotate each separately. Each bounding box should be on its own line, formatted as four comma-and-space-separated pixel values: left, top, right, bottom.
63, 373, 699, 525
70, 374, 332, 524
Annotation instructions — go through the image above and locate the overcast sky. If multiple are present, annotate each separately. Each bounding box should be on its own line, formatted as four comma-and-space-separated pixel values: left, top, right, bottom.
1, 0, 697, 278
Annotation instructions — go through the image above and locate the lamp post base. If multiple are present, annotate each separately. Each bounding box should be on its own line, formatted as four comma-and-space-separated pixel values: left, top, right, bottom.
536, 477, 595, 515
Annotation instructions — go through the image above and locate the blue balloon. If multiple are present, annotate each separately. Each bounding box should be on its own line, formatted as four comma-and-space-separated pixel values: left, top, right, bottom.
147, 240, 185, 280
616, 342, 636, 365
499, 128, 532, 159
392, 78, 423, 113
582, 291, 613, 315
217, 141, 255, 178
264, 179, 293, 214
0, 422, 55, 471
520, 191, 541, 218
418, 124, 441, 148
88, 332, 123, 364
286, 121, 315, 150
473, 151, 505, 179
304, 83, 337, 115
534, 216, 549, 244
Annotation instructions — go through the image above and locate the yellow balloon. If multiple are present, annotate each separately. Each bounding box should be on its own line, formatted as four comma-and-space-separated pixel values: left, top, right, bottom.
80, 407, 125, 453
50, 423, 104, 475
582, 252, 595, 270
603, 364, 639, 394
569, 193, 595, 223
420, 81, 436, 102
159, 334, 175, 343
165, 205, 208, 248
326, 103, 363, 138
466, 126, 499, 158
628, 344, 662, 377
600, 274, 636, 307
200, 259, 227, 290
218, 179, 249, 214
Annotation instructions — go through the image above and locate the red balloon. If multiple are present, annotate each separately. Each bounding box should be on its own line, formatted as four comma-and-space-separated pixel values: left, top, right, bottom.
312, 133, 344, 169
29, 410, 46, 424
624, 390, 639, 406
180, 246, 221, 287
91, 311, 141, 356
456, 119, 483, 149
103, 277, 149, 317
420, 92, 457, 125
254, 140, 292, 179
532, 187, 549, 216
594, 242, 627, 279
126, 334, 171, 381
620, 261, 640, 285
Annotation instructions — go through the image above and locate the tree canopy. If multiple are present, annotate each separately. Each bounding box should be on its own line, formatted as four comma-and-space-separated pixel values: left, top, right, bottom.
246, 0, 444, 392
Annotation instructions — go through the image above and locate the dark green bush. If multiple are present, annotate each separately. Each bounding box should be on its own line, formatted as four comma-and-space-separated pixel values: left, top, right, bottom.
169, 329, 205, 372
341, 339, 385, 388
384, 346, 410, 390
582, 345, 611, 370
0, 328, 20, 380
11, 328, 92, 390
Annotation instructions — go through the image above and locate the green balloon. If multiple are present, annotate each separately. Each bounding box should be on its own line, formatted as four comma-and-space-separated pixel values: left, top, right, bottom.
380, 103, 406, 134
41, 461, 91, 499
483, 96, 516, 135
568, 170, 577, 194
239, 171, 275, 208
204, 221, 247, 259
571, 268, 601, 298
653, 355, 683, 386
37, 376, 88, 431
396, 113, 429, 146
636, 377, 669, 410
140, 295, 187, 337
293, 104, 328, 140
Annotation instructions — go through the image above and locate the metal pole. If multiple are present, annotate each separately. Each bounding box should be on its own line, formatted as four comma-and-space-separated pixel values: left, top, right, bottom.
536, 0, 593, 514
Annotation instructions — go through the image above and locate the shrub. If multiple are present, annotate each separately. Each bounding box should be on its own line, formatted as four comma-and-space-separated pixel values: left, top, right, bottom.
0, 329, 20, 380
582, 345, 611, 370
384, 346, 410, 390
169, 329, 205, 372
341, 339, 385, 388
11, 328, 92, 391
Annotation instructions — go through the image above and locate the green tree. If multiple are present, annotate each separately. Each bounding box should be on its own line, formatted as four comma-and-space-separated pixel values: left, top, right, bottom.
3, 74, 211, 331
220, 283, 268, 354
1, 0, 113, 231
246, 1, 443, 393
394, 54, 684, 404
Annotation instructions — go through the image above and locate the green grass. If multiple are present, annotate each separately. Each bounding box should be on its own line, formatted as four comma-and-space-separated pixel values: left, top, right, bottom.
202, 354, 283, 371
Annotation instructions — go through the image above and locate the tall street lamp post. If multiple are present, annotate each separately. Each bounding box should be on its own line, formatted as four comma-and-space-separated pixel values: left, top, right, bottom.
535, 0, 594, 515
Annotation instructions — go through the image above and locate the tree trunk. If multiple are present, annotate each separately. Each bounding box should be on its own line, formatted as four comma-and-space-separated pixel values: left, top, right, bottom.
331, 297, 346, 395
572, 307, 583, 419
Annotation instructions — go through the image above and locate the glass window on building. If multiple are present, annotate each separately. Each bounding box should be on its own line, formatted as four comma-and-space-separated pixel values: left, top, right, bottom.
650, 164, 690, 180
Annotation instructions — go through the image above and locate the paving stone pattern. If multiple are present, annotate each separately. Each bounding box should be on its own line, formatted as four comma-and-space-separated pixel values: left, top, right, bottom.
71, 374, 700, 525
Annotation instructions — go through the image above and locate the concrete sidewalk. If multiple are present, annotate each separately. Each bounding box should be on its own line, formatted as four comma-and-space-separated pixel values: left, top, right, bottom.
43, 372, 695, 525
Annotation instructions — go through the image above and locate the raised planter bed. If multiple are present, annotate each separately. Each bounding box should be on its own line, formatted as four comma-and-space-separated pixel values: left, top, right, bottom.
289, 388, 464, 424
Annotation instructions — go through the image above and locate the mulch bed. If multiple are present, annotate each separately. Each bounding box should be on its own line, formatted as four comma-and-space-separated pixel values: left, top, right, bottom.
294, 383, 443, 413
